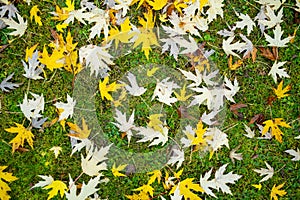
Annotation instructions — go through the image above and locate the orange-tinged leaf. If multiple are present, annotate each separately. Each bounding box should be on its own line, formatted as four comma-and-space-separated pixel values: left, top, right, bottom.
39, 46, 64, 71
147, 0, 168, 10
0, 166, 18, 200
67, 118, 91, 139
262, 118, 291, 143
228, 55, 243, 70
43, 180, 67, 200
99, 76, 123, 101
30, 5, 42, 26
270, 183, 286, 200
25, 43, 38, 62
112, 163, 128, 177
5, 123, 34, 153
273, 80, 291, 99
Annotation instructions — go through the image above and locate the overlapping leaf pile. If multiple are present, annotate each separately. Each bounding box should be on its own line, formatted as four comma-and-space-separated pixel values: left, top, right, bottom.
0, 0, 299, 199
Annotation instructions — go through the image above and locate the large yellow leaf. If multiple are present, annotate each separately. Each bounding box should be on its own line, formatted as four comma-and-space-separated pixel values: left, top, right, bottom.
39, 46, 64, 71
30, 5, 42, 26
43, 180, 67, 200
270, 183, 287, 200
108, 17, 132, 47
5, 123, 34, 153
147, 170, 162, 185
99, 76, 123, 101
0, 166, 18, 200
262, 118, 291, 143
171, 178, 204, 200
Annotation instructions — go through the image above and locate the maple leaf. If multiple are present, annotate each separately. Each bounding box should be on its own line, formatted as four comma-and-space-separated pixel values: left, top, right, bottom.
31, 175, 54, 189
174, 84, 192, 102
79, 44, 114, 78
0, 3, 18, 19
67, 117, 91, 139
121, 72, 146, 96
87, 8, 110, 39
152, 77, 179, 106
64, 8, 93, 25
273, 80, 291, 99
99, 76, 123, 101
179, 68, 202, 88
264, 24, 291, 47
147, 0, 167, 10
131, 10, 159, 59
243, 124, 255, 138
50, 146, 62, 158
222, 36, 246, 58
0, 166, 18, 200
133, 184, 154, 197
25, 43, 38, 62
81, 145, 111, 176
256, 0, 285, 11
113, 0, 132, 17
43, 180, 67, 200
108, 17, 132, 47
228, 55, 243, 70
112, 109, 135, 143
229, 146, 243, 163
0, 13, 27, 36
39, 46, 65, 71
253, 162, 274, 182
259, 6, 283, 29
262, 118, 291, 143
146, 66, 159, 77
112, 163, 127, 177
135, 126, 168, 146
19, 93, 44, 121
54, 94, 76, 121
270, 183, 287, 200
268, 61, 289, 83
252, 183, 262, 190
0, 73, 21, 92
22, 50, 44, 80
205, 127, 229, 157
147, 170, 162, 185
285, 149, 300, 161
174, 178, 204, 200
30, 5, 42, 26
147, 114, 164, 133
65, 174, 107, 200
167, 148, 185, 169
235, 12, 255, 36
206, 0, 224, 23
190, 121, 207, 146
5, 123, 35, 153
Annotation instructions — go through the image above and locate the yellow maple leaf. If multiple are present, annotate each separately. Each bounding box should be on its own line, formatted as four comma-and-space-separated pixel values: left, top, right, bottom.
133, 184, 154, 197
112, 88, 127, 107
252, 183, 262, 190
5, 123, 35, 153
0, 166, 18, 200
174, 84, 192, 102
148, 114, 164, 133
25, 43, 38, 62
270, 183, 287, 200
146, 67, 159, 77
199, 0, 209, 11
173, 0, 188, 14
64, 50, 83, 75
56, 23, 68, 32
108, 17, 133, 47
273, 80, 291, 99
125, 191, 150, 200
39, 46, 65, 71
30, 5, 42, 26
112, 163, 128, 177
171, 178, 204, 200
147, 0, 167, 10
262, 118, 291, 143
133, 10, 160, 59
147, 170, 162, 185
130, 0, 147, 9
65, 31, 77, 52
51, 5, 69, 21
43, 180, 67, 200
228, 55, 243, 70
64, 0, 74, 12
99, 76, 123, 101
67, 118, 91, 139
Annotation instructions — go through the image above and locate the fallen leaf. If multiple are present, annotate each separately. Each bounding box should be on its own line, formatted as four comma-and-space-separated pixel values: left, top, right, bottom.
258, 47, 278, 61
249, 114, 264, 125
230, 103, 247, 116
270, 183, 286, 200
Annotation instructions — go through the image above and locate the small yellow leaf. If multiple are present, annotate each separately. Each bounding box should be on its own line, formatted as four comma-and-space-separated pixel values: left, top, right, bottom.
147, 0, 167, 10
99, 76, 123, 101
56, 23, 68, 32
133, 184, 154, 197
273, 80, 291, 99
146, 67, 159, 77
5, 123, 34, 153
252, 183, 262, 190
228, 55, 243, 70
30, 5, 42, 26
147, 114, 164, 133
25, 43, 38, 62
112, 163, 128, 177
147, 170, 162, 185
67, 118, 91, 139
43, 180, 67, 200
174, 84, 192, 102
64, 0, 74, 12
270, 183, 286, 200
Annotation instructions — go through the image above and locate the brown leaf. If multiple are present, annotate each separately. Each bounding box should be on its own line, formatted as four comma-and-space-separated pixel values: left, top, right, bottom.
230, 103, 247, 116
249, 114, 265, 125
252, 47, 257, 62
259, 47, 278, 61
267, 96, 276, 105
15, 147, 29, 153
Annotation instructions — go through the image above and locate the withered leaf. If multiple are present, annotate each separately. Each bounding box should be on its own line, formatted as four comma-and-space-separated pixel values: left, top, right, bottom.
249, 114, 265, 125
230, 103, 247, 116
259, 47, 278, 61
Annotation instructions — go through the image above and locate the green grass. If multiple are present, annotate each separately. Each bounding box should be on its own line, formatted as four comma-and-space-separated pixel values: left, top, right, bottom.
0, 0, 299, 199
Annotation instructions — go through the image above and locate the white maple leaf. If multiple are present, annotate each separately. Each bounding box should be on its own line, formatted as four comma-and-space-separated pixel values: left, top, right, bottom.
168, 12, 202, 36
160, 36, 181, 60
202, 70, 219, 86
217, 26, 236, 38
243, 124, 255, 138
79, 44, 114, 78
177, 35, 199, 55
235, 13, 256, 36
255, 0, 286, 11
205, 127, 229, 153
54, 94, 76, 121
31, 175, 54, 189
80, 0, 97, 11
257, 123, 272, 139
285, 149, 300, 161
224, 77, 240, 103
0, 73, 21, 92
135, 126, 168, 146
180, 125, 194, 148
65, 174, 108, 200
264, 24, 291, 47
259, 6, 283, 29
169, 186, 183, 200
87, 8, 110, 39
206, 0, 224, 23
222, 36, 246, 58
121, 72, 146, 96
296, 0, 300, 12
111, 109, 135, 144
255, 5, 268, 33
64, 8, 93, 25
179, 68, 202, 88
0, 3, 19, 19
253, 162, 274, 182
229, 147, 243, 163
189, 86, 214, 109
20, 93, 44, 121
70, 137, 93, 156
201, 109, 220, 126
295, 135, 300, 139
167, 148, 184, 169
0, 13, 27, 36
239, 34, 254, 58
200, 169, 217, 198
22, 50, 44, 80
213, 164, 242, 194
113, 0, 132, 17
152, 77, 179, 106
268, 61, 289, 83
81, 145, 111, 177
